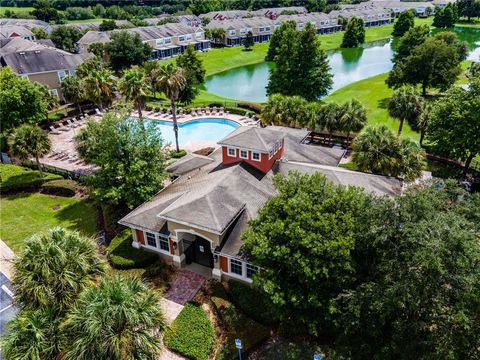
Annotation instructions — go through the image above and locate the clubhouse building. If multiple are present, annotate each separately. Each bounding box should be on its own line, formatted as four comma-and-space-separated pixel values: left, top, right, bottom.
119, 127, 403, 283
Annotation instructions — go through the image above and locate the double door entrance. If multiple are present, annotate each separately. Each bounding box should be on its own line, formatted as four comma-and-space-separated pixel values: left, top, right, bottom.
184, 236, 213, 268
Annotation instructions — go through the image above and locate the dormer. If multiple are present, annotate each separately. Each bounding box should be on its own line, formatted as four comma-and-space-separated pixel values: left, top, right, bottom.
218, 127, 285, 174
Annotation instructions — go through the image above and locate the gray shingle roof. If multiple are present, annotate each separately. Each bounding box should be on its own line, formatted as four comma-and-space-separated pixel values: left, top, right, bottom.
274, 161, 403, 197
166, 153, 215, 175
0, 37, 85, 74
0, 25, 34, 39
218, 127, 284, 152
77, 23, 200, 46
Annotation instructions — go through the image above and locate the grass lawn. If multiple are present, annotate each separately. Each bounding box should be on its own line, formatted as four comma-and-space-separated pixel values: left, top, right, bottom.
0, 6, 34, 16
325, 73, 420, 141
65, 18, 108, 24
0, 193, 97, 253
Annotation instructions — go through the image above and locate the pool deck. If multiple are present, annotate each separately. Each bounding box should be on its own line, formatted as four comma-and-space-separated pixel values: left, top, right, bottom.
39, 112, 256, 172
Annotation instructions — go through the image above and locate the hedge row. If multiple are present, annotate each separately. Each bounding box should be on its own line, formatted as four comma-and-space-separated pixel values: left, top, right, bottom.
0, 164, 62, 193
41, 179, 78, 197
107, 229, 158, 269
164, 302, 216, 360
227, 279, 280, 327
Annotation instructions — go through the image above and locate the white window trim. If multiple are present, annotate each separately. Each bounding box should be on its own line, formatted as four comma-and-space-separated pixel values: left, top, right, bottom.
49, 88, 58, 97
227, 147, 236, 157
185, 34, 192, 40
251, 151, 261, 162
239, 150, 249, 160
142, 230, 171, 255
230, 258, 243, 276
268, 149, 274, 159
57, 70, 66, 82
195, 32, 202, 39
178, 35, 185, 42
229, 30, 236, 36
164, 37, 172, 44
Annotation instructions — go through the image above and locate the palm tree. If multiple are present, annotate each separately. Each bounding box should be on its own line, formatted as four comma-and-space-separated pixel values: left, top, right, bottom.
119, 66, 147, 119
62, 275, 165, 360
338, 99, 367, 147
388, 86, 424, 136
417, 102, 432, 146
352, 125, 400, 176
2, 307, 62, 360
11, 228, 104, 311
398, 137, 426, 181
322, 102, 342, 146
84, 68, 115, 111
144, 60, 161, 99
8, 125, 51, 176
61, 75, 85, 115
157, 64, 187, 152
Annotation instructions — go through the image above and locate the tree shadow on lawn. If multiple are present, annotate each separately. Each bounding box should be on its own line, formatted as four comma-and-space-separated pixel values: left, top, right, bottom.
378, 97, 390, 109
53, 199, 97, 236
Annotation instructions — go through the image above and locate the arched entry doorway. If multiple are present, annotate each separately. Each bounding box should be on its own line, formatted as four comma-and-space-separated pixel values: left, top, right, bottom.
182, 234, 214, 269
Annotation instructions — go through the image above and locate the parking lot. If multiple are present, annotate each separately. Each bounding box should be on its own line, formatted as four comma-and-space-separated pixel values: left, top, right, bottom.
0, 271, 17, 359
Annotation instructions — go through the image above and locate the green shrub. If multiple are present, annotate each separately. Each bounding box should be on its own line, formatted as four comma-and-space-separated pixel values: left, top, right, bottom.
164, 302, 216, 360
0, 164, 62, 193
41, 179, 78, 197
225, 107, 249, 116
238, 102, 262, 114
216, 302, 270, 360
169, 149, 187, 158
108, 229, 158, 269
227, 280, 280, 326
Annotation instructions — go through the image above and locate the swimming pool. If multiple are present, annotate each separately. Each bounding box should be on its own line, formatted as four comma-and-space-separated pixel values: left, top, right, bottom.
145, 118, 240, 146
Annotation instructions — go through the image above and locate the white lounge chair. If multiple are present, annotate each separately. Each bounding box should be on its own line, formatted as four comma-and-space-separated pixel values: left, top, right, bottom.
49, 126, 60, 134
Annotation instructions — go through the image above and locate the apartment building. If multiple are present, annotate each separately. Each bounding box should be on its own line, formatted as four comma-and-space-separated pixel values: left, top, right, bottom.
205, 17, 277, 46
252, 6, 308, 19
77, 23, 210, 59
276, 13, 342, 34
0, 37, 86, 100
330, 7, 393, 27
205, 12, 342, 47
341, 1, 436, 17
0, 25, 36, 41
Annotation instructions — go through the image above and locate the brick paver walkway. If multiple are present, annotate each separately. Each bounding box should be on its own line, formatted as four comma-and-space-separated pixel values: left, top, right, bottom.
164, 270, 206, 305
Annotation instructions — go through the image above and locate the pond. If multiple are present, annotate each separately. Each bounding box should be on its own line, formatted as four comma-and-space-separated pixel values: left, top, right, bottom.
204, 27, 480, 103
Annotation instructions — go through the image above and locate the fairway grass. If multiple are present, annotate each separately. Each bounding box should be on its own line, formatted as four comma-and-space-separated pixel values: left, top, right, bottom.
0, 193, 97, 253
0, 6, 34, 16
325, 73, 420, 141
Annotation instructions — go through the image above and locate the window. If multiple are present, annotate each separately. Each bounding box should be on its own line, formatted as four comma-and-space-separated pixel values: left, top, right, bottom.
164, 37, 172, 44
265, 26, 271, 31
57, 70, 67, 82
186, 34, 192, 40
178, 35, 185, 42
298, 22, 304, 28
239, 150, 248, 159
195, 32, 202, 39
49, 89, 58, 97
227, 147, 236, 157
69, 69, 76, 76
246, 264, 258, 279
259, 27, 265, 32
159, 235, 169, 251
156, 38, 163, 46
229, 30, 236, 36
269, 149, 274, 159
240, 28, 247, 35
146, 232, 156, 247
251, 152, 260, 161
230, 259, 243, 276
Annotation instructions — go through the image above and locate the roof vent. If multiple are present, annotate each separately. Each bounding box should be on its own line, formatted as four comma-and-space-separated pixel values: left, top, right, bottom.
34, 50, 40, 54
19, 51, 25, 55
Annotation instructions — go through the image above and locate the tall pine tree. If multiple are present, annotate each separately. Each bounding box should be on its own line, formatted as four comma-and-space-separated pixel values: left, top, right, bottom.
267, 23, 332, 100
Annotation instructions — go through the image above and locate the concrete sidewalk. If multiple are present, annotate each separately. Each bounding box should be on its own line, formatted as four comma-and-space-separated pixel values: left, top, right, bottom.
0, 240, 15, 280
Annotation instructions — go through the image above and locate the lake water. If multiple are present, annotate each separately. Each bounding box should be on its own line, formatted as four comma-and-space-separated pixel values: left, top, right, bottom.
204, 27, 480, 103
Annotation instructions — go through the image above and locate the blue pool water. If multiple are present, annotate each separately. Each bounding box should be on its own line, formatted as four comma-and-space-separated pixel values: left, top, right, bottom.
145, 118, 240, 146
